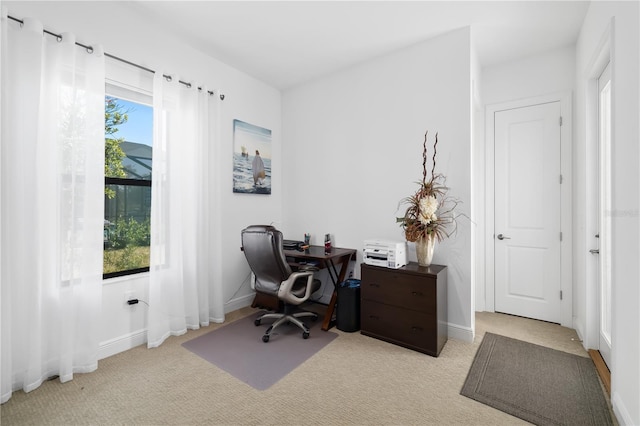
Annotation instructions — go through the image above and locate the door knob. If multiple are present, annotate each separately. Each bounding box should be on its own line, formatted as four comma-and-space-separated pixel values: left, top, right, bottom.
497, 234, 511, 240
589, 249, 600, 254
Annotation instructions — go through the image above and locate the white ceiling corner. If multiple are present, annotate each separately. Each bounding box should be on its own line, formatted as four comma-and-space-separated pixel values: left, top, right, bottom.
130, 1, 590, 90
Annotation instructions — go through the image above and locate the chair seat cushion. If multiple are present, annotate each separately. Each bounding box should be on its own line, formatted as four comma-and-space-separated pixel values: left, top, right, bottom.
291, 277, 321, 298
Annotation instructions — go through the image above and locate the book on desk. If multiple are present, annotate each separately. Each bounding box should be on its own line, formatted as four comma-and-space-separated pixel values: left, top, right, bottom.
283, 239, 309, 251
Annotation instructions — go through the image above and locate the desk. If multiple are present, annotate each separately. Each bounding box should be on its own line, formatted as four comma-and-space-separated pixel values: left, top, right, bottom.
284, 245, 357, 331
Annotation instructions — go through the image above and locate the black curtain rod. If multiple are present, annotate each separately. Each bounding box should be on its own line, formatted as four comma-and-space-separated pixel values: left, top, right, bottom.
7, 14, 225, 100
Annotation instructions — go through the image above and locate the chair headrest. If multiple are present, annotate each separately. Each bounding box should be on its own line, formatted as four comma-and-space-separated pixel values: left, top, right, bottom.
241, 225, 291, 291
242, 225, 277, 234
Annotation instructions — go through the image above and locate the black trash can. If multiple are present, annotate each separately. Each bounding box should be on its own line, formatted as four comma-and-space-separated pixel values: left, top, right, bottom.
336, 278, 361, 332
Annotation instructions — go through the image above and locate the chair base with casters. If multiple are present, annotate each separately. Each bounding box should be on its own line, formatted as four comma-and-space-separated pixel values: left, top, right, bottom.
254, 304, 318, 342
256, 265, 320, 342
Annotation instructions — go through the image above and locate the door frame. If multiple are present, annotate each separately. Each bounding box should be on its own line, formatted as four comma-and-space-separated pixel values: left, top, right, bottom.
584, 21, 613, 351
596, 60, 612, 367
484, 92, 573, 327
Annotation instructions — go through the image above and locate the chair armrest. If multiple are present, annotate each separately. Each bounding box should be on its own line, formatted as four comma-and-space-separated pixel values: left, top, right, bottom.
278, 271, 316, 305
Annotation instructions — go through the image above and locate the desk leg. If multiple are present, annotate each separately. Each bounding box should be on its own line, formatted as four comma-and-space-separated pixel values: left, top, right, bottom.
321, 254, 352, 331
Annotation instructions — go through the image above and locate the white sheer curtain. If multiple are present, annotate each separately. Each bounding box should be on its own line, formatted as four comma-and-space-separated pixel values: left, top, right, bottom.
147, 74, 223, 348
1, 11, 105, 403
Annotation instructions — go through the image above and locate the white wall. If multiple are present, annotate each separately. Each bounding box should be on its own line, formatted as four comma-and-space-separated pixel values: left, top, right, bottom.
282, 28, 474, 341
482, 46, 576, 106
574, 2, 640, 424
5, 1, 282, 358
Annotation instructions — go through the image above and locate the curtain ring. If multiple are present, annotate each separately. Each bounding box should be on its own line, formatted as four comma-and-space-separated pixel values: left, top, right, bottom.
164, 75, 172, 82
219, 93, 225, 101
86, 46, 94, 54
186, 82, 192, 88
56, 35, 62, 42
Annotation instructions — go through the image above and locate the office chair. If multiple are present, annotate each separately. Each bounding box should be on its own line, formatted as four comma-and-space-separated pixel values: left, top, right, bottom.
241, 225, 321, 342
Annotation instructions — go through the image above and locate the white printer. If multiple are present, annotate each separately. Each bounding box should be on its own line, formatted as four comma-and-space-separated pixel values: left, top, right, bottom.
363, 239, 407, 269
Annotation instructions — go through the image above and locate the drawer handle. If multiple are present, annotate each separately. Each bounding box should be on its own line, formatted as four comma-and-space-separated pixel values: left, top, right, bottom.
369, 283, 380, 288
411, 326, 423, 333
411, 291, 423, 297
368, 315, 380, 320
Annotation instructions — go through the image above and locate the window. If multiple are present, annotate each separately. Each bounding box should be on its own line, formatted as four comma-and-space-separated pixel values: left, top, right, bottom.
103, 93, 153, 278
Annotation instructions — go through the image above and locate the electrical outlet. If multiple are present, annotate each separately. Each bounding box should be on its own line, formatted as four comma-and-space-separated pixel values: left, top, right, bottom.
124, 290, 137, 305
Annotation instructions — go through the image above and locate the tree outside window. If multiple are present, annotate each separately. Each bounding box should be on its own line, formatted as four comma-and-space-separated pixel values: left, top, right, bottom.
103, 96, 153, 278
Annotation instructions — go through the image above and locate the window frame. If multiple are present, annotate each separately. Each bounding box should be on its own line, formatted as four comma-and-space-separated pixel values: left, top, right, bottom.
103, 79, 153, 280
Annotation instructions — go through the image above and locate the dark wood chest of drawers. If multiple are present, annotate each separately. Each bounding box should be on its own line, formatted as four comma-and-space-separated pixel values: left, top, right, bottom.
360, 262, 447, 357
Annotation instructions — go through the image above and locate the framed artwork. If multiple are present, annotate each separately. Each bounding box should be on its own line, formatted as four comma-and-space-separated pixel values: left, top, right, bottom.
232, 119, 272, 194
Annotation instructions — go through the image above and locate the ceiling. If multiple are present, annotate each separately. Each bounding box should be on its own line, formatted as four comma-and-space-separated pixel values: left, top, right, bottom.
130, 1, 590, 90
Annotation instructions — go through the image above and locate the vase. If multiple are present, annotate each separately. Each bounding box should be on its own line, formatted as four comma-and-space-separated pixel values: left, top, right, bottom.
415, 234, 436, 267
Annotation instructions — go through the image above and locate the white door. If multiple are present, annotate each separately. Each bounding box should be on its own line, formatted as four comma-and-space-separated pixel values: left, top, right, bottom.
595, 62, 612, 367
494, 102, 562, 323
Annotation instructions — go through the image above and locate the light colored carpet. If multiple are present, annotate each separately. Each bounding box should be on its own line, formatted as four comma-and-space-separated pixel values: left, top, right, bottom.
0, 308, 615, 425
461, 332, 613, 425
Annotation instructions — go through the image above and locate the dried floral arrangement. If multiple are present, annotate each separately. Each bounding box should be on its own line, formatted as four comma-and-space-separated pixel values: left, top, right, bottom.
396, 131, 459, 243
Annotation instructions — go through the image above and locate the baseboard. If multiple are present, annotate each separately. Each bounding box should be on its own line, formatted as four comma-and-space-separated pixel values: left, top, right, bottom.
224, 293, 255, 314
98, 300, 475, 360
98, 329, 147, 360
611, 391, 634, 426
97, 295, 255, 360
573, 316, 585, 345
448, 322, 474, 343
